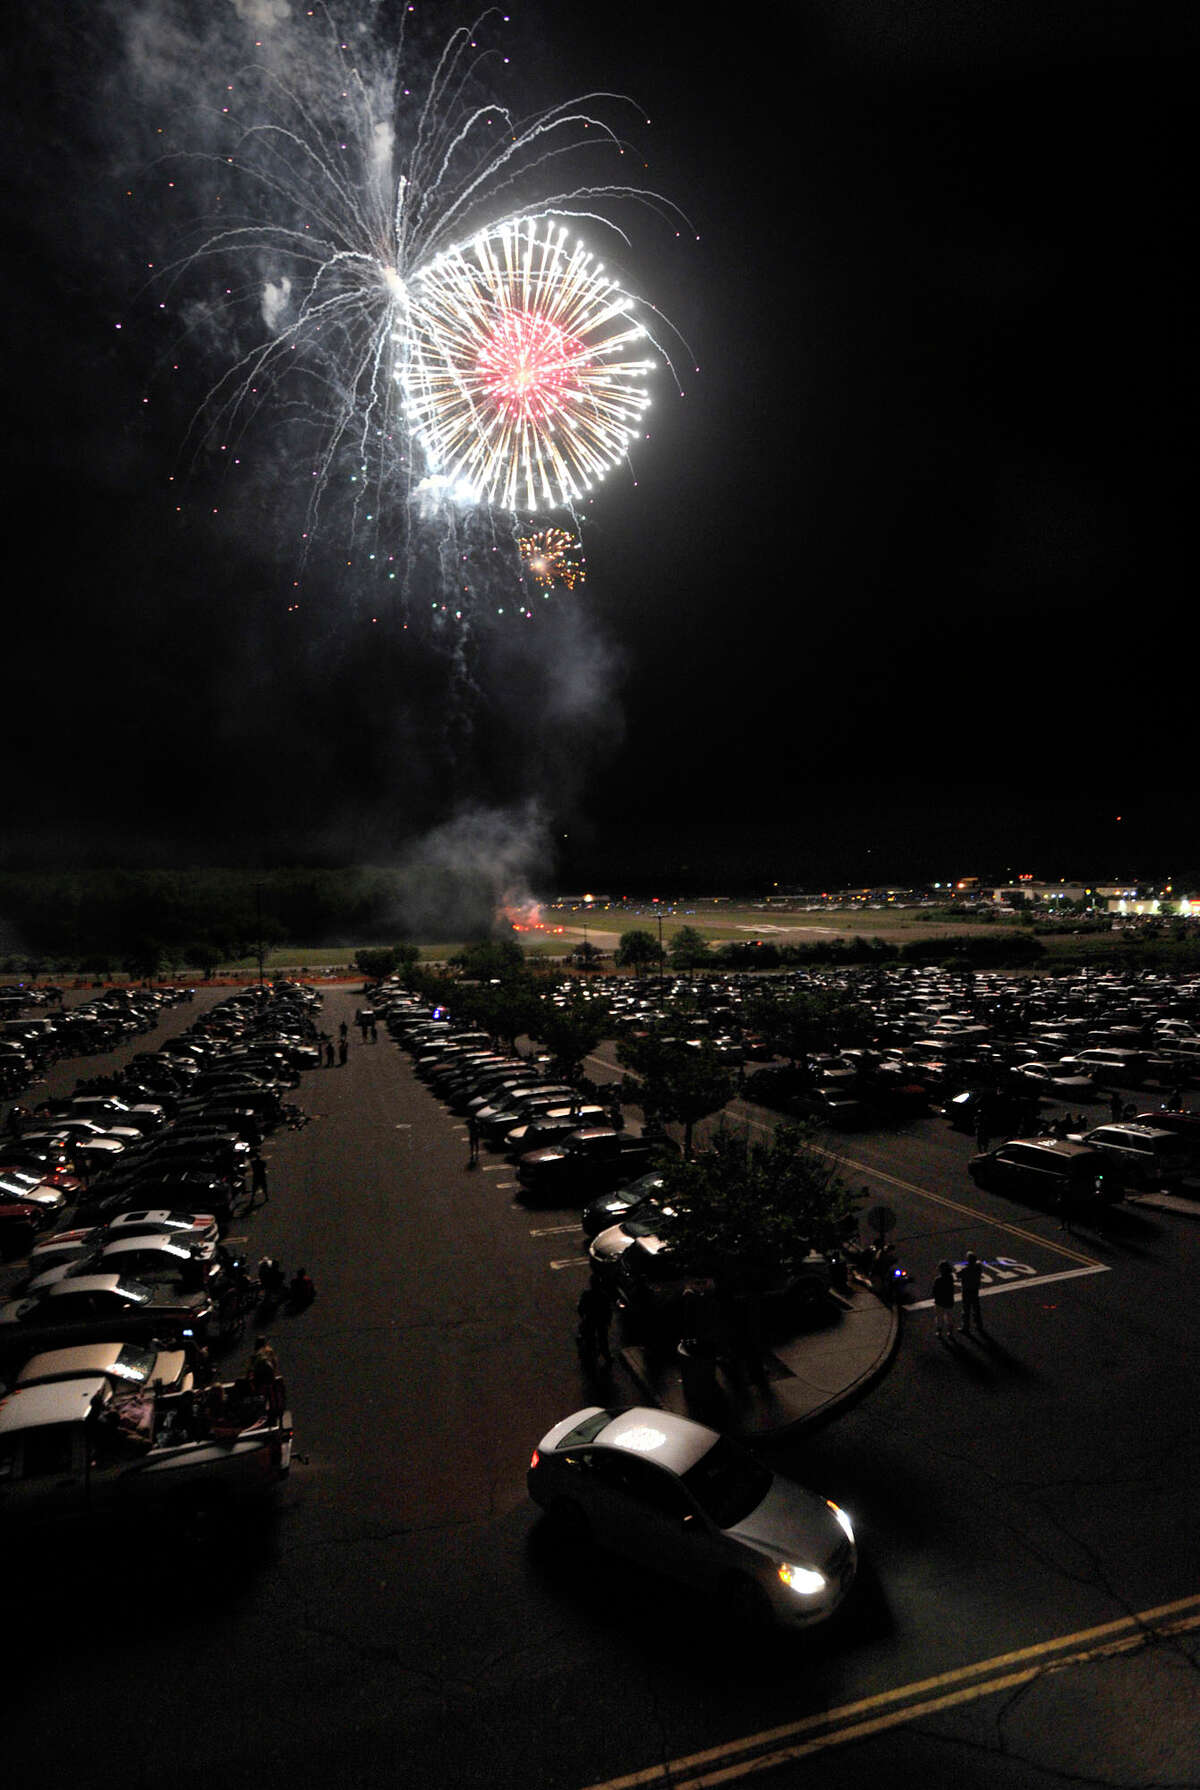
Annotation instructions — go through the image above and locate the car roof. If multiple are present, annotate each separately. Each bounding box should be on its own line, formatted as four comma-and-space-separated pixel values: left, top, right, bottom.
16, 1342, 135, 1381
596, 1407, 719, 1476
100, 1234, 190, 1258
1002, 1138, 1099, 1160
0, 1377, 109, 1436
1090, 1123, 1175, 1141
44, 1273, 129, 1298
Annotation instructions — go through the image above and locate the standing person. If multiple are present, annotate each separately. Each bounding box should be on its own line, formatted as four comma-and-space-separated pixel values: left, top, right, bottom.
1109, 1089, 1124, 1121
932, 1260, 957, 1342
576, 1278, 613, 1371
250, 1152, 269, 1205
338, 1035, 349, 1067
324, 1039, 335, 1068
958, 1251, 984, 1335
467, 1113, 480, 1166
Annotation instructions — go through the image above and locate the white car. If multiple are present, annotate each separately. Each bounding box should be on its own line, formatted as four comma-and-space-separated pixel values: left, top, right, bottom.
30, 1210, 220, 1272
13, 1339, 194, 1396
528, 1406, 856, 1628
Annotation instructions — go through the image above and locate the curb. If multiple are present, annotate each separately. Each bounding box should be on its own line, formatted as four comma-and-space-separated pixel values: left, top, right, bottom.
616, 1291, 902, 1443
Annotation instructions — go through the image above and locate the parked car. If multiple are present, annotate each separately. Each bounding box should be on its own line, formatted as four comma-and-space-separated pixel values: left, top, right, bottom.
76, 1173, 237, 1227
582, 1172, 668, 1240
0, 1372, 291, 1527
588, 1209, 670, 1282
13, 1339, 195, 1397
0, 1197, 44, 1259
527, 1405, 856, 1629
968, 1138, 1120, 1207
517, 1129, 658, 1201
1133, 1108, 1200, 1165
0, 1170, 68, 1219
1065, 1123, 1190, 1189
0, 1275, 215, 1369
1015, 1062, 1098, 1099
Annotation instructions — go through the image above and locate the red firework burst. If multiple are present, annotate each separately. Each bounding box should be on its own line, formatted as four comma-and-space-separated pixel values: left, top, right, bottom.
476, 312, 585, 423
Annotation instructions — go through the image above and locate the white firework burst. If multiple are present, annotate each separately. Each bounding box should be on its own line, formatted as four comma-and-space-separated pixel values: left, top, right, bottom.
403, 220, 655, 511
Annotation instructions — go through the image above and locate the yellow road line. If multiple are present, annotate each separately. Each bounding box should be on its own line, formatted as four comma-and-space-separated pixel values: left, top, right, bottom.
579, 1592, 1200, 1790
831, 1152, 1104, 1268
727, 1103, 1102, 1270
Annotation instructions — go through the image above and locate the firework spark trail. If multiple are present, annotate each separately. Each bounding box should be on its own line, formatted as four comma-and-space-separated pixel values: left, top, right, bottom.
151, 3, 693, 607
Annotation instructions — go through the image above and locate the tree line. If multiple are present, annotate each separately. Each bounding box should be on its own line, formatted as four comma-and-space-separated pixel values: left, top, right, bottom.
0, 865, 498, 977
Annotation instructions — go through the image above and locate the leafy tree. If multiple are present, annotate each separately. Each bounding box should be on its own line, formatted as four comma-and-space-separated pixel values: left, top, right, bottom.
451, 938, 527, 981
355, 945, 397, 980
187, 941, 224, 980
123, 939, 163, 983
668, 925, 710, 973
658, 1123, 858, 1295
615, 928, 662, 972
534, 991, 611, 1082
617, 1032, 735, 1157
715, 939, 780, 968
746, 990, 873, 1062
394, 943, 421, 988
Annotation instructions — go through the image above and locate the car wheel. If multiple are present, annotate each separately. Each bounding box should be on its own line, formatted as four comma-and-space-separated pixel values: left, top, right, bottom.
548, 1498, 589, 1546
722, 1573, 773, 1632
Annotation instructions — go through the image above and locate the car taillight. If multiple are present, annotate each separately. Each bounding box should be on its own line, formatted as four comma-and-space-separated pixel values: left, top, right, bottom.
529, 1449, 540, 1470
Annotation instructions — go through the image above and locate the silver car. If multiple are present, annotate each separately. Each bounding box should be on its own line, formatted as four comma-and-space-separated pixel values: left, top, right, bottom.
527, 1406, 856, 1628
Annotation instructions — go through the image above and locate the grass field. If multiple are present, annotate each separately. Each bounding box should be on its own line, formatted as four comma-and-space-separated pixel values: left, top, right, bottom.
42, 903, 1194, 983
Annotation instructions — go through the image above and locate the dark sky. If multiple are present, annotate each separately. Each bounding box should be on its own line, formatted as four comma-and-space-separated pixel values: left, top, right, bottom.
3, 2, 1197, 893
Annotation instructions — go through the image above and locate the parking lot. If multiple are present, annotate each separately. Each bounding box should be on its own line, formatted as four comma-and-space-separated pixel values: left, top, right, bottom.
3, 968, 1199, 1790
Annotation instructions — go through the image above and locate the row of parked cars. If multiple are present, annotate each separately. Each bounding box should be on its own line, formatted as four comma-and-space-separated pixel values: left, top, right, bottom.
0, 985, 192, 1094
0, 982, 322, 1369
380, 999, 660, 1201
0, 983, 321, 1526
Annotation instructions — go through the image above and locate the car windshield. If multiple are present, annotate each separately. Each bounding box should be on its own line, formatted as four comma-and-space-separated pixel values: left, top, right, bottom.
681, 1435, 772, 1528
560, 1409, 617, 1448
109, 1344, 157, 1384
113, 1278, 154, 1305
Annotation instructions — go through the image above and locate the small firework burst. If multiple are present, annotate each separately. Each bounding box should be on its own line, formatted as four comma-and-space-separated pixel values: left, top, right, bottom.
519, 527, 587, 591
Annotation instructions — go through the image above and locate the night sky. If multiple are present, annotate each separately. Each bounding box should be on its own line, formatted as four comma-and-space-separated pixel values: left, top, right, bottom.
3, 3, 1196, 894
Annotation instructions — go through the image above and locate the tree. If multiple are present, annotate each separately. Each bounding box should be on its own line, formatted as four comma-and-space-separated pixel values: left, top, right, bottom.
617, 1032, 735, 1157
534, 991, 612, 1082
615, 928, 662, 972
451, 938, 527, 981
354, 945, 397, 980
394, 943, 421, 988
656, 1122, 859, 1345
187, 941, 224, 980
668, 925, 710, 973
746, 990, 873, 1062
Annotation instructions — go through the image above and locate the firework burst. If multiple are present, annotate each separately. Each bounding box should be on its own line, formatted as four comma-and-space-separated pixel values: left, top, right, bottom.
403, 220, 654, 510
156, 4, 692, 590
519, 527, 587, 591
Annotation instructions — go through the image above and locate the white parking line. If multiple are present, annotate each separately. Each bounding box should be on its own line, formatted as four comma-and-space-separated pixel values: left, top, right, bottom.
530, 1224, 582, 1236
908, 1262, 1109, 1308
550, 1256, 590, 1271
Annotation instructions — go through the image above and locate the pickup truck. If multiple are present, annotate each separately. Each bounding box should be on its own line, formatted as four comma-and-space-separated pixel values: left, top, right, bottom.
0, 1372, 292, 1526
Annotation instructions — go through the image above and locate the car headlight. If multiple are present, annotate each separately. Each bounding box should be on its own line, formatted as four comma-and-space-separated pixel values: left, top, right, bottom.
777, 1563, 827, 1596
827, 1499, 855, 1545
